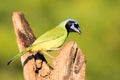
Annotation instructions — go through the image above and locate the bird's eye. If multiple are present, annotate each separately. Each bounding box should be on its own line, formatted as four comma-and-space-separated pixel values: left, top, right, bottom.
74, 24, 79, 28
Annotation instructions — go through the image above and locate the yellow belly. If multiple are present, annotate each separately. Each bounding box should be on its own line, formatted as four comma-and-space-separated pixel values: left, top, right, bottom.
31, 36, 66, 51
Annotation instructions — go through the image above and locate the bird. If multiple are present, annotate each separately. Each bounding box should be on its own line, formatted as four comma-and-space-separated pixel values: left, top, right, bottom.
7, 18, 81, 67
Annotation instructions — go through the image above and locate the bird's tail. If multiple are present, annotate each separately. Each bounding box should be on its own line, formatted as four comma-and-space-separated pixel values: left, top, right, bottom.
7, 46, 32, 66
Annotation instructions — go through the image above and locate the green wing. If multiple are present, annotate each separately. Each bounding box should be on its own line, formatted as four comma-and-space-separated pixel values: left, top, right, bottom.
32, 26, 67, 45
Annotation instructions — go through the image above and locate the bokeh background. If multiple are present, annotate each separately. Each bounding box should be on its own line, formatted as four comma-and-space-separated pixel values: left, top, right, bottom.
0, 0, 120, 80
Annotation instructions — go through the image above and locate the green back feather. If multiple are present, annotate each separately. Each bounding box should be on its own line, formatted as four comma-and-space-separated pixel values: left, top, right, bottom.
32, 23, 67, 45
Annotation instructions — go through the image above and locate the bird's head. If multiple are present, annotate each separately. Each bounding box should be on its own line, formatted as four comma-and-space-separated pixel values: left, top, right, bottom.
61, 19, 81, 34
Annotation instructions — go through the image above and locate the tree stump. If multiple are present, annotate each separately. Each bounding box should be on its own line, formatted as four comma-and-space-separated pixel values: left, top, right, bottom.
12, 12, 86, 80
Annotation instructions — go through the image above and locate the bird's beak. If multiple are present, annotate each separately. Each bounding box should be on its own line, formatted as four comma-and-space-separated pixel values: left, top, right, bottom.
73, 27, 82, 35
70, 24, 82, 35
77, 30, 82, 35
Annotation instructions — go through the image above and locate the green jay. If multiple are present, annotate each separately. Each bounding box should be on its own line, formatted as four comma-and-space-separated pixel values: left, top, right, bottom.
7, 18, 81, 67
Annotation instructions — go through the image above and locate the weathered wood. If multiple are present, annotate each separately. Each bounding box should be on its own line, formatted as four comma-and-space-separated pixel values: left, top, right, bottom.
12, 12, 86, 80
12, 12, 51, 80
51, 41, 86, 80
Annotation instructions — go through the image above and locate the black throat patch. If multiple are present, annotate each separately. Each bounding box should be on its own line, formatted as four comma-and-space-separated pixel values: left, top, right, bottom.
65, 21, 75, 33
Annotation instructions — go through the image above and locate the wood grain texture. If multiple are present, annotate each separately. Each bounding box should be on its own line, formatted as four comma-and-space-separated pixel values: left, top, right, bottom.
12, 12, 51, 80
12, 12, 86, 80
51, 41, 86, 80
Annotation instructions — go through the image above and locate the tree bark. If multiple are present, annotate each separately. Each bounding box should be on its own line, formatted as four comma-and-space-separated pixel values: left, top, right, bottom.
12, 12, 86, 80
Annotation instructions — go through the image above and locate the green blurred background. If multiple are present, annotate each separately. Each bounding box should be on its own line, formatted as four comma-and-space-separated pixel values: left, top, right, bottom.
0, 0, 120, 80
